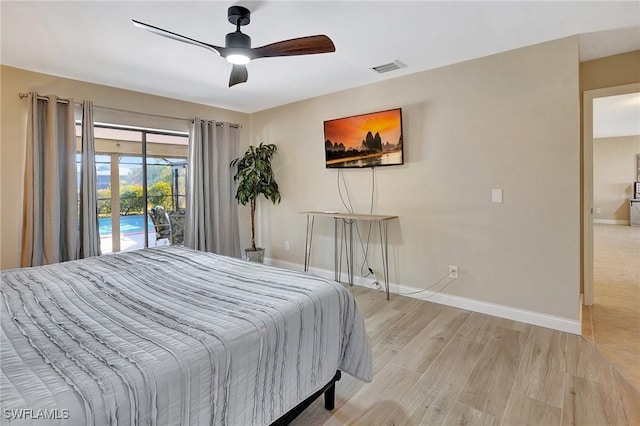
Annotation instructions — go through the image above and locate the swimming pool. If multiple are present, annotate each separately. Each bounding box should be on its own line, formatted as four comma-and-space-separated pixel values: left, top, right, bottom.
99, 214, 154, 236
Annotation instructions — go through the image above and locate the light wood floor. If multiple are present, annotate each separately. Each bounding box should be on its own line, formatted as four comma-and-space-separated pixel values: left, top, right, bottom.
582, 224, 640, 390
293, 286, 640, 426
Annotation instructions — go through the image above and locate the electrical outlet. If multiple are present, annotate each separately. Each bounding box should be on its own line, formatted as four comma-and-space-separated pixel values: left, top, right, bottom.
449, 265, 458, 279
285, 241, 290, 250
596, 208, 602, 214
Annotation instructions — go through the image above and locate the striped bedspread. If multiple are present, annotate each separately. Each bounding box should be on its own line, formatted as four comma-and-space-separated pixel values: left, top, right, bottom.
1, 247, 372, 425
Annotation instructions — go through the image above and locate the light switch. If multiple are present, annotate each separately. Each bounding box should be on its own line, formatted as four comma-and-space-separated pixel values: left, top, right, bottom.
491, 189, 503, 203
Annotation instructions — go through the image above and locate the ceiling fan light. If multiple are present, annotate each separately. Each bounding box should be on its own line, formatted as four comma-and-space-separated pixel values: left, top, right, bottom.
227, 54, 251, 65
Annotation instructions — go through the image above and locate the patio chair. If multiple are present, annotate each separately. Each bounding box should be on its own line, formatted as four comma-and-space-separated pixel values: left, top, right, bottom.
148, 206, 171, 245
167, 210, 186, 246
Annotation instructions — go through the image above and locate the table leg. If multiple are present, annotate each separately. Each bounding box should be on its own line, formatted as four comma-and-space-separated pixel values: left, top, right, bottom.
349, 220, 354, 285
379, 220, 390, 300
304, 214, 314, 272
334, 218, 340, 282
335, 219, 354, 286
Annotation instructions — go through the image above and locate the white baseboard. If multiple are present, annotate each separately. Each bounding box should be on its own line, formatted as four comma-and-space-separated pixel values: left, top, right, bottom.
400, 285, 582, 335
594, 219, 629, 225
265, 257, 582, 335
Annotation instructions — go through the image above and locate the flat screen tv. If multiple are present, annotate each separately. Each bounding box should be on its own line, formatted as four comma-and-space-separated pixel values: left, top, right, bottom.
324, 108, 403, 168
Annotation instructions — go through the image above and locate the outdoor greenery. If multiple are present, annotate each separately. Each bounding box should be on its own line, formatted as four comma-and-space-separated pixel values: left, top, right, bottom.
148, 181, 172, 208
231, 142, 281, 250
120, 184, 144, 215
97, 165, 174, 217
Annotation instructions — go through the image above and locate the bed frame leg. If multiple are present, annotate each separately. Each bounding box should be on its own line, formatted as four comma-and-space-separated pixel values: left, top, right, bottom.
269, 370, 342, 425
324, 383, 336, 410
324, 370, 341, 410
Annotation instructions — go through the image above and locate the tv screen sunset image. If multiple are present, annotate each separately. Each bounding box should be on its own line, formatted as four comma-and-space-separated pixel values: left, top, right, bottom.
324, 108, 403, 168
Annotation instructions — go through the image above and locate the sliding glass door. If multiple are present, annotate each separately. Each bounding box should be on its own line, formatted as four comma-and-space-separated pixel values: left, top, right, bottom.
77, 124, 188, 253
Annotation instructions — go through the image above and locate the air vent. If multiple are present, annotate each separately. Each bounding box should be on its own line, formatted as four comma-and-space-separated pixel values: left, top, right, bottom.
371, 60, 406, 74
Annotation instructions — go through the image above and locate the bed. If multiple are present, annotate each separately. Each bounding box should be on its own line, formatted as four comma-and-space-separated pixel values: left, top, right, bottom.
1, 246, 372, 425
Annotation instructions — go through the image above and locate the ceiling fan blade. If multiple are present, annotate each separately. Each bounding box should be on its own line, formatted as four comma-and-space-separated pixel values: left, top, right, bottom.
251, 35, 335, 59
132, 19, 227, 57
229, 64, 248, 87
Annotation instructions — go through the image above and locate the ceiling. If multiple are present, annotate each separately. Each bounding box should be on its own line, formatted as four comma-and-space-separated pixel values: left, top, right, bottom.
593, 93, 640, 139
1, 1, 639, 114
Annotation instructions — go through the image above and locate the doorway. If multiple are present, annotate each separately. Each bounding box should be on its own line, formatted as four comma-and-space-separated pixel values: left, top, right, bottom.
582, 83, 640, 389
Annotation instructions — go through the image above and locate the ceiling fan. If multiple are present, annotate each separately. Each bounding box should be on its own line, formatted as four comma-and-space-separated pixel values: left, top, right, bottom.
132, 6, 336, 87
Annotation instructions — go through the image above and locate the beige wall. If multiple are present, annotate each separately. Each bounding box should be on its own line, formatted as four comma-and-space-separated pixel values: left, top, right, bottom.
1, 37, 583, 321
580, 50, 640, 92
594, 136, 640, 222
250, 37, 581, 320
0, 65, 250, 269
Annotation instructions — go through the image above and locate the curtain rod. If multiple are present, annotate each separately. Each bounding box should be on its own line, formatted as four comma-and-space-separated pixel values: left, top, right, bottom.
19, 92, 72, 105
17, 93, 241, 128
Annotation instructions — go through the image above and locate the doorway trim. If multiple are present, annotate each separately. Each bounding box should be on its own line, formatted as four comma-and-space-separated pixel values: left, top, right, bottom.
582, 82, 640, 306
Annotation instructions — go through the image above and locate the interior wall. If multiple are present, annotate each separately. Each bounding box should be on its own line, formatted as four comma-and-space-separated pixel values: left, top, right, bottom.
594, 136, 640, 223
580, 50, 640, 92
1, 38, 584, 322
250, 37, 581, 321
0, 65, 250, 270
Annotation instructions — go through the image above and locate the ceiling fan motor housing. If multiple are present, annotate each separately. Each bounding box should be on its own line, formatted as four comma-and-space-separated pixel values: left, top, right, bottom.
226, 31, 251, 49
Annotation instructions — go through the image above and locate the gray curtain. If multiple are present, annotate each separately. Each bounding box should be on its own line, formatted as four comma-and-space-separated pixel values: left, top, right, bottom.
184, 119, 240, 257
22, 94, 79, 266
79, 100, 101, 258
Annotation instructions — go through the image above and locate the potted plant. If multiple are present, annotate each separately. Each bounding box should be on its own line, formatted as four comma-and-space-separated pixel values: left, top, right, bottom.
230, 142, 281, 262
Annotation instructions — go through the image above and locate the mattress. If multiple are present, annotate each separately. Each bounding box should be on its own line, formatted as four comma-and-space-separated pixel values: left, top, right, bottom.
1, 246, 372, 425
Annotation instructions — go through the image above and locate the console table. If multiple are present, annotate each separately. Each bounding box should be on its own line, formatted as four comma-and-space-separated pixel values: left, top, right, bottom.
300, 211, 398, 300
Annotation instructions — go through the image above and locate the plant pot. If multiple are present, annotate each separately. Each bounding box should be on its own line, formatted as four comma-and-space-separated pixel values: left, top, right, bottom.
245, 247, 265, 263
